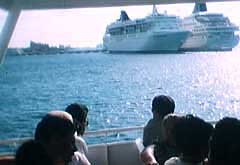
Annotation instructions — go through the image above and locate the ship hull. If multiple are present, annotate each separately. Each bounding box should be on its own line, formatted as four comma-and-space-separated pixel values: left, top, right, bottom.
204, 33, 239, 51
181, 32, 239, 51
103, 31, 189, 53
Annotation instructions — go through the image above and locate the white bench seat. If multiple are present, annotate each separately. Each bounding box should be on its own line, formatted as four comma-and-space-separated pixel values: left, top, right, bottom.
87, 140, 144, 165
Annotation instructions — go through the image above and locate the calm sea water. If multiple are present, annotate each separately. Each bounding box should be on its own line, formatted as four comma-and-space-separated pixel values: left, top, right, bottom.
1, 48, 240, 151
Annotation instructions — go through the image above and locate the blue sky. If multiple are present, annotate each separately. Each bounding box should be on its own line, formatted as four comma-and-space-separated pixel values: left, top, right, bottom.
0, 2, 240, 48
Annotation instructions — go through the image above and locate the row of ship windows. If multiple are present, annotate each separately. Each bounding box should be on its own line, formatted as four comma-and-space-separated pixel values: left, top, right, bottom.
192, 27, 233, 32
182, 22, 229, 27
193, 28, 205, 32
107, 23, 178, 35
109, 26, 233, 36
108, 25, 150, 35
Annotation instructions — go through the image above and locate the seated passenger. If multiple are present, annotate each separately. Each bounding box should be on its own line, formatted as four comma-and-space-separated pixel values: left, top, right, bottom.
164, 114, 213, 165
65, 103, 91, 165
15, 139, 53, 165
209, 117, 240, 165
141, 114, 181, 165
143, 95, 175, 147
34, 111, 77, 165
154, 114, 181, 165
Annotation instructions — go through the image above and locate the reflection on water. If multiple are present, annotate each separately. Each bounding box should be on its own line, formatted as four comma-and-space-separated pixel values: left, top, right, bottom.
1, 48, 240, 146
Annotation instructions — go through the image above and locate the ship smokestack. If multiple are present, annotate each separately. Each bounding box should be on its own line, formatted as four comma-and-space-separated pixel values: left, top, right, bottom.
192, 2, 207, 14
119, 10, 130, 21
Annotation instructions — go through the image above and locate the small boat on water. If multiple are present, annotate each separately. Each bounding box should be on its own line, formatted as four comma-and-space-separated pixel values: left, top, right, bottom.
180, 2, 239, 51
103, 5, 190, 53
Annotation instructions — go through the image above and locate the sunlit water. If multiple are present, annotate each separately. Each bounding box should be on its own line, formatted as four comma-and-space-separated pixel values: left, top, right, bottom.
1, 48, 240, 151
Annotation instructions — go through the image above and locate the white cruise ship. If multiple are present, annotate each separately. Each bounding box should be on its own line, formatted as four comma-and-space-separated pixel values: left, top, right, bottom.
180, 3, 239, 51
103, 5, 190, 53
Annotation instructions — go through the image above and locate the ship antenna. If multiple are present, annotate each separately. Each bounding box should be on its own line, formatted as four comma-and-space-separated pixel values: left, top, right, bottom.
152, 4, 159, 16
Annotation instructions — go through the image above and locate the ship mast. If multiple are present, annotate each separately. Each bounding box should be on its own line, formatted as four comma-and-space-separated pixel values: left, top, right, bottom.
152, 4, 159, 16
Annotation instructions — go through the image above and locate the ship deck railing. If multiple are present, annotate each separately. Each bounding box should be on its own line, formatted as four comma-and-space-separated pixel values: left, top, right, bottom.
0, 121, 217, 155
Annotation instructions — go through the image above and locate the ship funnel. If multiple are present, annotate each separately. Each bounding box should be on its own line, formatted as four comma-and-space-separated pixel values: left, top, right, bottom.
192, 2, 207, 13
119, 10, 130, 21
152, 5, 159, 16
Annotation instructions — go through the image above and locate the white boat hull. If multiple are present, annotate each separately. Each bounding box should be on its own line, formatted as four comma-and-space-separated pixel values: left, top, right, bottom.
181, 32, 239, 51
103, 31, 189, 53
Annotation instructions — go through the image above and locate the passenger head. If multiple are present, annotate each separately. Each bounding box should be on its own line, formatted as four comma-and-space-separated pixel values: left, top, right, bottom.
174, 114, 213, 162
161, 114, 182, 146
65, 103, 88, 136
209, 117, 240, 165
34, 111, 77, 164
15, 139, 53, 165
152, 95, 175, 118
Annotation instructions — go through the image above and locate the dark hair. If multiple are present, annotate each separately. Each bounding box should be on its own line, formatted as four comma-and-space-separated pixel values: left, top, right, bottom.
209, 117, 240, 165
162, 114, 182, 141
162, 114, 182, 131
65, 103, 88, 123
65, 103, 88, 135
152, 95, 175, 117
174, 114, 213, 160
35, 113, 75, 144
15, 139, 53, 165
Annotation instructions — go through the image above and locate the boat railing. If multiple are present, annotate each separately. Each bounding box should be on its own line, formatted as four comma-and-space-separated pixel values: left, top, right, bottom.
0, 125, 144, 145
0, 121, 217, 154
0, 125, 145, 155
85, 125, 144, 136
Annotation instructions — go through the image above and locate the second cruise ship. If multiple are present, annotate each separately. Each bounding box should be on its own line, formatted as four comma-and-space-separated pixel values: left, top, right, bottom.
180, 3, 239, 51
103, 5, 189, 53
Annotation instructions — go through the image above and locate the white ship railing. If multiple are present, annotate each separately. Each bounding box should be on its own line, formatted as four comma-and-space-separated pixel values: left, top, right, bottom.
85, 125, 144, 136
0, 121, 217, 146
0, 125, 144, 146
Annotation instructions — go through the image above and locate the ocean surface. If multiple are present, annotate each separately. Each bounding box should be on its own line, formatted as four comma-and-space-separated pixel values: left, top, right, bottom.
1, 48, 240, 152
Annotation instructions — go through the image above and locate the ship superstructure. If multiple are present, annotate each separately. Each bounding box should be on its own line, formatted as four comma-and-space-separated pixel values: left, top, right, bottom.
103, 5, 189, 53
